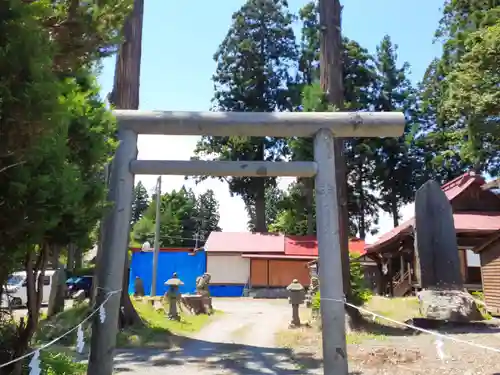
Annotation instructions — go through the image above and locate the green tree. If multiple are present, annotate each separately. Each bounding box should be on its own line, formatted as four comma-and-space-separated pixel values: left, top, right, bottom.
416, 0, 500, 177
131, 188, 221, 248
0, 0, 131, 369
371, 35, 419, 227
1, 68, 117, 373
278, 0, 381, 238
269, 183, 311, 235
195, 0, 297, 233
45, 70, 117, 317
193, 189, 222, 243
248, 185, 286, 231
131, 181, 150, 225
441, 23, 500, 175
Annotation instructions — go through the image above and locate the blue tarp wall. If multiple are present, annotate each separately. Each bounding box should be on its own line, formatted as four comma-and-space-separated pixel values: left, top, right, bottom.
209, 285, 245, 297
128, 251, 206, 296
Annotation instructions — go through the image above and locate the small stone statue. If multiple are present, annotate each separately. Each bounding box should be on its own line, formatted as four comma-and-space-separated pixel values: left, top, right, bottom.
196, 273, 213, 314
134, 276, 145, 297
164, 272, 184, 320
306, 276, 319, 308
287, 279, 305, 328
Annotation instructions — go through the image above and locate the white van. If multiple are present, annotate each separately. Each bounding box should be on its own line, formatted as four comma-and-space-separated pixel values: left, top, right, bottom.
1, 270, 56, 308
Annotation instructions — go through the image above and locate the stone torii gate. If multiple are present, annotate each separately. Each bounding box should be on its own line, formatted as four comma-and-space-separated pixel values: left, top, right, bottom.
87, 110, 405, 375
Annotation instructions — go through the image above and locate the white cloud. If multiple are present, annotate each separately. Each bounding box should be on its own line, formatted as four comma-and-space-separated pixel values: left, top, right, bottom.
366, 202, 414, 244
136, 135, 294, 232
136, 134, 411, 243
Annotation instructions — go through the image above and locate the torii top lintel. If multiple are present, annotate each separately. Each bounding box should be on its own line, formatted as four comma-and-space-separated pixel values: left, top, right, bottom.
113, 110, 405, 138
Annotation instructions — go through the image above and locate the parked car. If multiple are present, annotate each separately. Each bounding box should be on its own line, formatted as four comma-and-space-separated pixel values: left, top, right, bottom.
66, 275, 93, 298
1, 270, 56, 308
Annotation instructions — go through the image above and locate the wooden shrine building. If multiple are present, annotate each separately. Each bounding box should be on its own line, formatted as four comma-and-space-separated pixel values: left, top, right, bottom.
365, 172, 500, 297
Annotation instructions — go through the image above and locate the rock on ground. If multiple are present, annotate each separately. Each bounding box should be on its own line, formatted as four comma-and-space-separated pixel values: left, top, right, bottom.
418, 290, 483, 322
114, 298, 322, 375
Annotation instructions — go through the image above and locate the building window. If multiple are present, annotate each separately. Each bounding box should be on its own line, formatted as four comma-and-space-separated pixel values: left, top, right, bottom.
466, 249, 480, 267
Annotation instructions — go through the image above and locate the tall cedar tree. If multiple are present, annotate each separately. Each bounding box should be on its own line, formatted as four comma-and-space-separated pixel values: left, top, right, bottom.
195, 0, 297, 233
443, 23, 500, 176
417, 0, 500, 178
438, 2, 500, 175
103, 0, 144, 328
131, 181, 150, 225
372, 36, 419, 227
279, 1, 380, 239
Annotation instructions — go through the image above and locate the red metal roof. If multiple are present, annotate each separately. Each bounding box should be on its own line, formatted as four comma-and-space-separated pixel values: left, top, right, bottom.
454, 212, 500, 232
366, 212, 500, 253
284, 235, 366, 256
366, 172, 497, 253
441, 172, 485, 200
241, 254, 317, 260
130, 247, 194, 253
204, 232, 284, 253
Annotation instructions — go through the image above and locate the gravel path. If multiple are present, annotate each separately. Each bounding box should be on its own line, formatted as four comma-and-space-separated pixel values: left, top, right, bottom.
114, 298, 322, 374
347, 323, 500, 375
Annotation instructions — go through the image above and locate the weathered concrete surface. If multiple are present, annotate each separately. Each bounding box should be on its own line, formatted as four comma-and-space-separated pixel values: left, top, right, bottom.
113, 298, 322, 374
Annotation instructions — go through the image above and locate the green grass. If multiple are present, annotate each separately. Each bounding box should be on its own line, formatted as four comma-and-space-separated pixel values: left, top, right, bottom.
346, 331, 387, 344
37, 299, 221, 350
36, 304, 91, 347
116, 300, 221, 347
364, 296, 421, 322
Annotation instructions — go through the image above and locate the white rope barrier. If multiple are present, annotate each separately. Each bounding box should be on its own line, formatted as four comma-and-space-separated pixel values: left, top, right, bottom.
0, 289, 121, 374
321, 297, 500, 355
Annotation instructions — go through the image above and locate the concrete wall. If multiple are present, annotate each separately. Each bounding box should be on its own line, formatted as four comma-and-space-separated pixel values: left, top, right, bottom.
207, 253, 250, 284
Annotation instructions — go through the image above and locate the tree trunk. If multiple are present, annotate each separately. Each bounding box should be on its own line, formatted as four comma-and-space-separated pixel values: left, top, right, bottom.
107, 0, 144, 325
108, 0, 144, 109
74, 246, 83, 270
254, 179, 267, 233
66, 243, 75, 272
119, 253, 142, 327
47, 245, 66, 318
357, 164, 366, 240
10, 245, 48, 375
391, 198, 399, 227
319, 0, 362, 325
305, 178, 315, 235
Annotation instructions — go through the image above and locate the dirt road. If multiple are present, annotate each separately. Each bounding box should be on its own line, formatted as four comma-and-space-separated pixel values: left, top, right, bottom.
114, 298, 323, 374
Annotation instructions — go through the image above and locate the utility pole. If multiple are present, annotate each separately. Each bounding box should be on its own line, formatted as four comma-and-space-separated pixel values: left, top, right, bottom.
318, 0, 349, 374
193, 232, 204, 250
151, 176, 161, 297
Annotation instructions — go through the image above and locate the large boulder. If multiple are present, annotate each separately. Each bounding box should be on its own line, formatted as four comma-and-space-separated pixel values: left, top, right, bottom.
418, 289, 483, 322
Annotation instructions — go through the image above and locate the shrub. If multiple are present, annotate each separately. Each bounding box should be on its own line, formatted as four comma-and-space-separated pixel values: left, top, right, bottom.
38, 351, 86, 375
311, 254, 372, 312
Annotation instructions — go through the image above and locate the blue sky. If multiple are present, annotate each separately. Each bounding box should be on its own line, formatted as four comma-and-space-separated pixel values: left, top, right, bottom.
97, 0, 445, 243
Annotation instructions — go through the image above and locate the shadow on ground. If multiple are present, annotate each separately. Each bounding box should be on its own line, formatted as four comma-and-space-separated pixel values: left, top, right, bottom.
113, 335, 362, 374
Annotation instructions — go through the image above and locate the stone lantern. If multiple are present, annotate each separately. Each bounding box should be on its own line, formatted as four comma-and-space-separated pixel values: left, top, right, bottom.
287, 279, 305, 327
164, 273, 184, 320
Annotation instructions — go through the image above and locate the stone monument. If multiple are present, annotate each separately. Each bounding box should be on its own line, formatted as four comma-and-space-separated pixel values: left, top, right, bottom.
196, 272, 213, 314
133, 276, 145, 297
287, 279, 305, 328
306, 276, 319, 308
414, 180, 463, 289
414, 180, 482, 322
